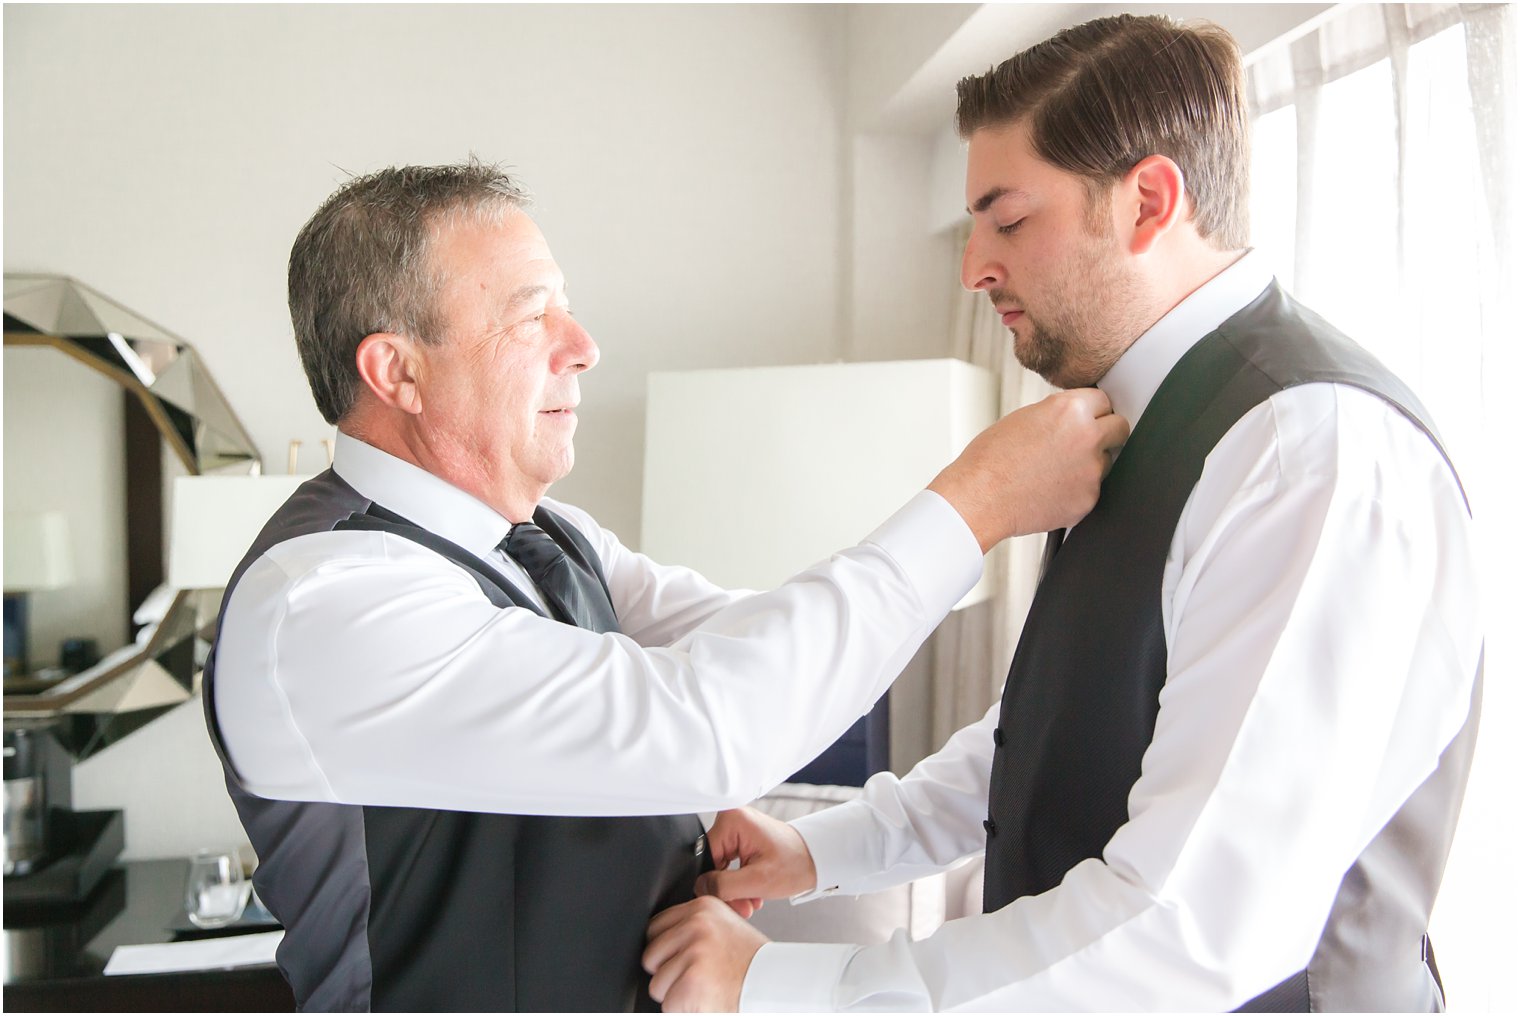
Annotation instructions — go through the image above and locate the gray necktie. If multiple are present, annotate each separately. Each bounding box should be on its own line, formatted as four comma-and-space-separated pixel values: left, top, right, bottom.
499, 521, 619, 633
1037, 528, 1066, 583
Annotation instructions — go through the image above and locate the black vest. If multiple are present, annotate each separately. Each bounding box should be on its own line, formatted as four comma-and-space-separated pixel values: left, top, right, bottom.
202, 471, 709, 1011
982, 282, 1480, 1011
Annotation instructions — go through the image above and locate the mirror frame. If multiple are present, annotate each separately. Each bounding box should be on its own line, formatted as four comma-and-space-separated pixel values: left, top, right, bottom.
3, 274, 261, 726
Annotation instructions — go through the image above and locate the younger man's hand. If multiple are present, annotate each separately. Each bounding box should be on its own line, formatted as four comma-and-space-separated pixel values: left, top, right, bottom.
696, 807, 817, 912
644, 897, 768, 1012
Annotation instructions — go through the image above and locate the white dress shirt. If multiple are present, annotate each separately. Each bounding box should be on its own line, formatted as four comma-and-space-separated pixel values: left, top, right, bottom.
742, 251, 1482, 1011
214, 433, 984, 817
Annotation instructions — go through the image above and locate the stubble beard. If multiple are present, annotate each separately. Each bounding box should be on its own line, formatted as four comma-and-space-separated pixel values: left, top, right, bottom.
1009, 318, 1068, 387
1005, 235, 1144, 390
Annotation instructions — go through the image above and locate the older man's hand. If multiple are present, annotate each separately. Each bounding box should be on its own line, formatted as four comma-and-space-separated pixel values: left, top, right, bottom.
929, 388, 1129, 552
644, 896, 768, 1012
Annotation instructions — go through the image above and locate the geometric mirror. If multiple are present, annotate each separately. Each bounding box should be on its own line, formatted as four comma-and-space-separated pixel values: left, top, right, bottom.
4, 273, 261, 749
4, 273, 259, 475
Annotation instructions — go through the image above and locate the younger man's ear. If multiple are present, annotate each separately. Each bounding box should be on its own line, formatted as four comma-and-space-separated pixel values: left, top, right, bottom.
354, 333, 424, 416
1123, 154, 1188, 255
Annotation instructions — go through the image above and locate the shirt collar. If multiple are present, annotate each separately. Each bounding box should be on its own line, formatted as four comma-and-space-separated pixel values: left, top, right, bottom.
1098, 248, 1274, 429
331, 431, 515, 559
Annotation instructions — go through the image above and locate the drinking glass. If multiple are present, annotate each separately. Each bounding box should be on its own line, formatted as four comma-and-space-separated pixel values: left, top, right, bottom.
184, 848, 250, 929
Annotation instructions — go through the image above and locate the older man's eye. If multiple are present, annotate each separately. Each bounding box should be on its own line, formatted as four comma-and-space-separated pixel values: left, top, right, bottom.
997, 219, 1025, 235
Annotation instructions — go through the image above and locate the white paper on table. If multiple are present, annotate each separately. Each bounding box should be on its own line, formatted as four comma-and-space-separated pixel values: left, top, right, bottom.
104, 930, 283, 975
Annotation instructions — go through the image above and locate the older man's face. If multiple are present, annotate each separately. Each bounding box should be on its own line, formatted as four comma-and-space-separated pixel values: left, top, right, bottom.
413, 210, 598, 507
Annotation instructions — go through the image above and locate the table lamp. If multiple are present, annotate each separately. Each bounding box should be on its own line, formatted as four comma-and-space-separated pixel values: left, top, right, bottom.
167, 475, 311, 592
4, 511, 77, 678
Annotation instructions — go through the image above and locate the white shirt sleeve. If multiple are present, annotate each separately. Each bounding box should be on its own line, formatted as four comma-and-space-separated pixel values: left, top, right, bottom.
788, 702, 1001, 900
540, 498, 757, 649
214, 490, 983, 817
740, 385, 1481, 1011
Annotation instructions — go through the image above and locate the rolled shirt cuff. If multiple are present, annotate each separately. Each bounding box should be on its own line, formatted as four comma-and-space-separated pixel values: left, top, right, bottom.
740, 940, 862, 1012
863, 490, 983, 619
786, 800, 886, 903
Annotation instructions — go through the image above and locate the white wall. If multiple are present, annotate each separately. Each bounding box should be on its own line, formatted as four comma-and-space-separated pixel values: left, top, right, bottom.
844, 3, 979, 130
4, 1, 853, 858
847, 133, 959, 364
3, 3, 847, 543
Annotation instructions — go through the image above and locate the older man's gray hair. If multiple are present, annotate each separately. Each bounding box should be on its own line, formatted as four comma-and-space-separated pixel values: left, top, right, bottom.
288, 158, 532, 425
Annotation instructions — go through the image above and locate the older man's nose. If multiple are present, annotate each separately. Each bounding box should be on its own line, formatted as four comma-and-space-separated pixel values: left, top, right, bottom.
557, 313, 599, 374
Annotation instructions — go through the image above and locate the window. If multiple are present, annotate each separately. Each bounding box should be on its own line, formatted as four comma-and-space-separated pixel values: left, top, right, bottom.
1248, 5, 1517, 1009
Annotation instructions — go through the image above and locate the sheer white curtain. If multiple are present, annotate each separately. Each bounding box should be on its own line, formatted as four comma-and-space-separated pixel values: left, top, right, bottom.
929, 222, 1055, 748
1247, 5, 1518, 1009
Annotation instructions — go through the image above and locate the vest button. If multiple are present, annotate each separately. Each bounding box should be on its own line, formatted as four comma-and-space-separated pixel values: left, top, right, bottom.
993, 727, 1005, 747
983, 818, 997, 836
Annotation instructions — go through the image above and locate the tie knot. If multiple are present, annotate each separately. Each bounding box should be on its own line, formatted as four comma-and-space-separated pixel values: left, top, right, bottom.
501, 521, 568, 576
503, 520, 550, 552
498, 517, 619, 633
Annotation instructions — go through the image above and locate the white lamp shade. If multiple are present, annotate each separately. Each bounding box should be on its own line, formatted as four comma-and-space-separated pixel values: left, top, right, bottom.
3, 511, 76, 592
168, 475, 311, 589
641, 359, 997, 608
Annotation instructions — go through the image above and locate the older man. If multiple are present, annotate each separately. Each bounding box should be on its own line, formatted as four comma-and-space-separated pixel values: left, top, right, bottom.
203, 163, 1126, 1011
646, 14, 1481, 1012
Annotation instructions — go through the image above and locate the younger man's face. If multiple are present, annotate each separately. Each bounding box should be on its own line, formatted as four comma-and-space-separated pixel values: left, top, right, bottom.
960, 120, 1142, 389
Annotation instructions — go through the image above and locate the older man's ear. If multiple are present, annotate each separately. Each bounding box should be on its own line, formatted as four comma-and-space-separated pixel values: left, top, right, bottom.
354, 332, 424, 416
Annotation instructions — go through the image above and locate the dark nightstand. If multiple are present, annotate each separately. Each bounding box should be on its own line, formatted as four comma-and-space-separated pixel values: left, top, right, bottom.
4, 857, 294, 1012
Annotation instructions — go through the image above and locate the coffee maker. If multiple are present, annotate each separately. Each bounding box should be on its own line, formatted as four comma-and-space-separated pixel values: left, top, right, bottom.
3, 722, 72, 876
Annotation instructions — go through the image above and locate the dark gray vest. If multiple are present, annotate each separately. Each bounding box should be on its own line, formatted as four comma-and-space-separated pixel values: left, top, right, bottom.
202, 471, 708, 1012
982, 282, 1480, 1011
